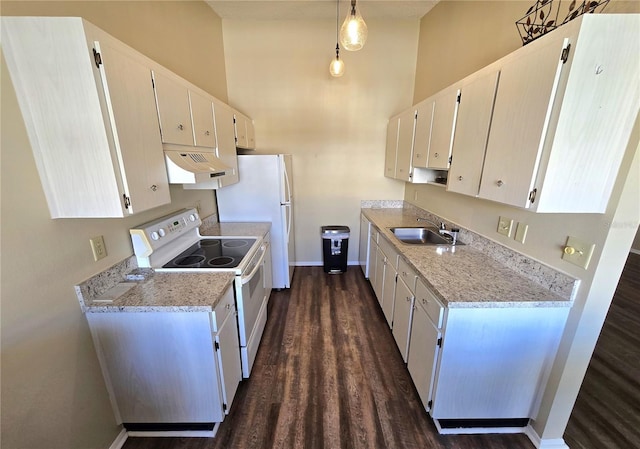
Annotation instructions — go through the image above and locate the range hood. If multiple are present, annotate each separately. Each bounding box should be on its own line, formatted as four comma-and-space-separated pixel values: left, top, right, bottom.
164, 146, 230, 184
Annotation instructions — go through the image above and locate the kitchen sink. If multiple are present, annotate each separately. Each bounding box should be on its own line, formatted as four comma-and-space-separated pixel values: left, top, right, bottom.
389, 227, 462, 245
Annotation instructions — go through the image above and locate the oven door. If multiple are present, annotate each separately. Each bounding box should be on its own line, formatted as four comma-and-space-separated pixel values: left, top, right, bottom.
236, 241, 268, 347
237, 240, 270, 378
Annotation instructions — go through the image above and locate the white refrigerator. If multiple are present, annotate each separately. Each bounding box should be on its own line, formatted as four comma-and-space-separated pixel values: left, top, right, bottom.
216, 154, 296, 288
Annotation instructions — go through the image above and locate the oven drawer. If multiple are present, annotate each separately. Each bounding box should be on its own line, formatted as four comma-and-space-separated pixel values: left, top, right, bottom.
212, 286, 235, 333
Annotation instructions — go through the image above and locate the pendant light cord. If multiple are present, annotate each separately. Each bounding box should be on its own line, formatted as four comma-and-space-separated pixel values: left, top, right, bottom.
336, 0, 340, 57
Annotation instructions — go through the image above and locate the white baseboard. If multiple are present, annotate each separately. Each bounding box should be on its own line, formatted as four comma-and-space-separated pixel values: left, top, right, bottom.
434, 419, 525, 435
109, 428, 128, 449
525, 425, 569, 449
126, 427, 217, 437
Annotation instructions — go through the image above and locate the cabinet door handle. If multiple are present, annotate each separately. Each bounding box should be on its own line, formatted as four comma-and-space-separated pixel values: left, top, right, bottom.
434, 152, 439, 158
225, 303, 231, 310
496, 180, 504, 187
205, 130, 210, 136
177, 124, 184, 131
458, 176, 463, 181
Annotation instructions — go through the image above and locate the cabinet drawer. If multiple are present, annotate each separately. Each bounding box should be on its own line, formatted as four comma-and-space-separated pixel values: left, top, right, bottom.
415, 278, 444, 328
378, 236, 398, 269
212, 286, 235, 332
397, 258, 417, 293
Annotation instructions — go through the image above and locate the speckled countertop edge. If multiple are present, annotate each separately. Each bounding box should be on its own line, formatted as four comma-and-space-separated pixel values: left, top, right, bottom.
362, 205, 577, 308
76, 217, 271, 313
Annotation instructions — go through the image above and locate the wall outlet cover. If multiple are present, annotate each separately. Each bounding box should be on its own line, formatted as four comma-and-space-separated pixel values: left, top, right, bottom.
515, 223, 528, 244
497, 216, 514, 237
562, 236, 595, 270
90, 235, 107, 261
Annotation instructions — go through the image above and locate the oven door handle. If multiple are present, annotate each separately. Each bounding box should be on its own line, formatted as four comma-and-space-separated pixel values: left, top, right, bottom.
241, 242, 269, 285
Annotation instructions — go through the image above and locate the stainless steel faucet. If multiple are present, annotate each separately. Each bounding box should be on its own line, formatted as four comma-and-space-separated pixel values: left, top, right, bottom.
416, 217, 444, 230
439, 225, 460, 245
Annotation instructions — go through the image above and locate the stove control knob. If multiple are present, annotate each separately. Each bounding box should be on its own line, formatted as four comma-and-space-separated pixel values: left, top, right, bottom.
158, 228, 166, 237
189, 213, 197, 222
151, 231, 160, 241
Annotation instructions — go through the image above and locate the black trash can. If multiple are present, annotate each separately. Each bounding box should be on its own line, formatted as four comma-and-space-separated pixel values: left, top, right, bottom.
321, 225, 350, 274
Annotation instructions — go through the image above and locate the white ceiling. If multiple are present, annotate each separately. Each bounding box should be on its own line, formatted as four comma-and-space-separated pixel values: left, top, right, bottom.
206, 0, 440, 20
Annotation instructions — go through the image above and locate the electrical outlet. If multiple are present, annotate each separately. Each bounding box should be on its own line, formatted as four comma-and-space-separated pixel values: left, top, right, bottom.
90, 236, 107, 261
562, 236, 595, 270
515, 223, 528, 244
497, 216, 514, 237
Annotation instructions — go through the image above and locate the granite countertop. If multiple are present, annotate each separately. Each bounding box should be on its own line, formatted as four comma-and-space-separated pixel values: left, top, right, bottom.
362, 208, 575, 308
77, 220, 272, 313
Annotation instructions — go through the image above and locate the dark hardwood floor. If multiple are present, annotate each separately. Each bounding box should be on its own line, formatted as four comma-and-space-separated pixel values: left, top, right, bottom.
123, 266, 535, 449
564, 252, 640, 449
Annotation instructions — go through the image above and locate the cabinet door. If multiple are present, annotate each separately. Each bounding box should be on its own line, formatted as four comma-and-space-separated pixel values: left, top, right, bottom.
368, 235, 378, 288
447, 70, 499, 197
246, 119, 256, 149
407, 302, 441, 411
381, 258, 397, 328
359, 215, 371, 278
189, 91, 216, 148
216, 309, 242, 414
478, 35, 569, 207
152, 70, 194, 146
373, 245, 385, 304
234, 113, 248, 148
213, 101, 239, 187
96, 39, 170, 214
395, 109, 416, 182
412, 100, 434, 169
427, 86, 458, 169
384, 116, 400, 178
392, 276, 414, 362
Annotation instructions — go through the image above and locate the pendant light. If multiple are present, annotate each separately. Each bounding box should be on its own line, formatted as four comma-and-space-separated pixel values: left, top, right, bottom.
340, 0, 367, 51
329, 0, 345, 77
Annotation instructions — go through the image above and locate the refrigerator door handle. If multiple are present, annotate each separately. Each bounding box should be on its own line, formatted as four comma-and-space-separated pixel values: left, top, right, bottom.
283, 159, 292, 203
285, 204, 292, 243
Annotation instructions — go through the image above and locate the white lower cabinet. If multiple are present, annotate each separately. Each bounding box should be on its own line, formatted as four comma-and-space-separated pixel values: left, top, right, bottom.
86, 286, 241, 428
407, 278, 443, 412
431, 306, 568, 421
359, 214, 371, 278
392, 276, 414, 362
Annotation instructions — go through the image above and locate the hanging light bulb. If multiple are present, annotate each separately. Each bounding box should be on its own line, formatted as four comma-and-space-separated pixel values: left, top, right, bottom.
340, 0, 367, 51
329, 0, 345, 77
330, 44, 345, 77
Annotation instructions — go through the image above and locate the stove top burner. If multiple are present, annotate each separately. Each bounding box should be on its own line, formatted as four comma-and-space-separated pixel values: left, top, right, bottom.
208, 256, 237, 267
175, 255, 207, 266
162, 237, 257, 270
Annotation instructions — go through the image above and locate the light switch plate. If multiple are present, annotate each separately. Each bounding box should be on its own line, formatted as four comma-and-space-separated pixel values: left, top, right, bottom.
90, 235, 107, 261
562, 236, 595, 270
515, 223, 528, 244
497, 216, 514, 237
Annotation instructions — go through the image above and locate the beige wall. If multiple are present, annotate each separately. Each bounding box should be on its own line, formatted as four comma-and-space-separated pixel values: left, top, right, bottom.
411, 1, 639, 444
1, 2, 226, 448
221, 18, 417, 264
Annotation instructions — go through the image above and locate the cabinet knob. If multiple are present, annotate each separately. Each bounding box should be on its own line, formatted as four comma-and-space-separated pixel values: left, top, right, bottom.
150, 184, 158, 191
406, 296, 411, 302
563, 246, 583, 256
434, 152, 439, 158
205, 130, 210, 136
225, 303, 231, 310
416, 153, 421, 159
496, 180, 504, 187
458, 176, 463, 181
177, 124, 184, 131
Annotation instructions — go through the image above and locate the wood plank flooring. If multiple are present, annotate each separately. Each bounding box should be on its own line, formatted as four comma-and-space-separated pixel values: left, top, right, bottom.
564, 252, 640, 449
124, 266, 535, 449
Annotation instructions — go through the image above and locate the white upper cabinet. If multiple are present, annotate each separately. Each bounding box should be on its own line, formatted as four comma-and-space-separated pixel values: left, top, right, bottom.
384, 116, 400, 179
412, 101, 434, 169
234, 111, 256, 150
1, 17, 170, 218
447, 70, 500, 197
479, 15, 639, 213
189, 91, 217, 148
152, 70, 195, 146
427, 86, 459, 170
213, 101, 239, 187
395, 109, 417, 182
